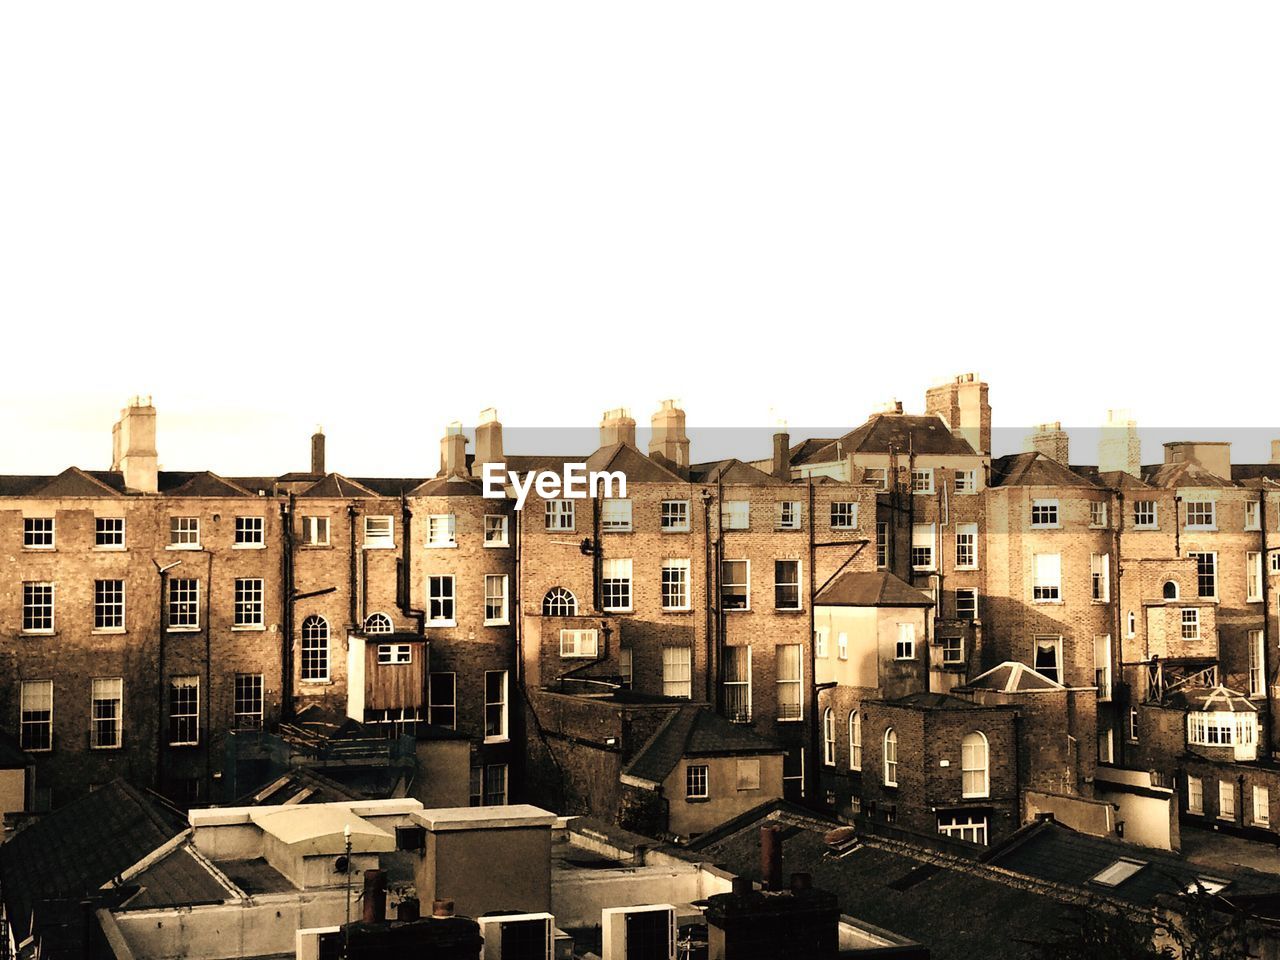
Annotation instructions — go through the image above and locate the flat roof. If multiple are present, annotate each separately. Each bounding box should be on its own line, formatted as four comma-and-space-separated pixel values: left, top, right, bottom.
413, 804, 558, 832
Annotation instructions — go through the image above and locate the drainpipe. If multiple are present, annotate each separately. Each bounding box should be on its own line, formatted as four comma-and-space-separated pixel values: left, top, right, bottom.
347, 504, 359, 630
1113, 488, 1126, 766
203, 551, 214, 795
715, 475, 725, 713
1259, 489, 1272, 755
806, 478, 819, 804
702, 488, 714, 704
152, 558, 182, 792
397, 495, 425, 634
281, 496, 295, 721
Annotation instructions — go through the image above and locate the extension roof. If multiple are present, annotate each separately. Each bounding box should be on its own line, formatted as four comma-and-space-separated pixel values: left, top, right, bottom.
160, 471, 255, 497
690, 458, 786, 485
959, 661, 1066, 693
1163, 684, 1257, 714
799, 414, 977, 465
990, 452, 1098, 488
621, 706, 782, 788
815, 570, 935, 608
298, 473, 381, 498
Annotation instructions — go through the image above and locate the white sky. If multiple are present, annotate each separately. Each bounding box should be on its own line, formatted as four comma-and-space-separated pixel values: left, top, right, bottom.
2, 2, 1277, 477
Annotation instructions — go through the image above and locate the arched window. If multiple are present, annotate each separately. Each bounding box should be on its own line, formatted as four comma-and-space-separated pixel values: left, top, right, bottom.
849, 711, 862, 771
823, 708, 836, 766
364, 612, 393, 635
542, 587, 577, 617
883, 728, 898, 786
962, 731, 989, 798
301, 615, 329, 682
1163, 581, 1179, 601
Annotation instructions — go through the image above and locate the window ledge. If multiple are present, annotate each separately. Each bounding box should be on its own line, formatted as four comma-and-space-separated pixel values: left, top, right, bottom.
776, 717, 805, 723
300, 543, 333, 550
774, 607, 805, 614
166, 544, 203, 551
428, 621, 457, 628
168, 742, 200, 749
483, 542, 510, 549
232, 625, 267, 632
167, 627, 201, 634
22, 546, 56, 552
21, 631, 57, 638
484, 620, 511, 627
92, 628, 127, 636
363, 543, 396, 550
661, 607, 694, 614
685, 796, 710, 804
90, 745, 124, 751
724, 608, 752, 614
484, 737, 510, 745
661, 527, 691, 534
233, 543, 266, 550
300, 678, 333, 686
93, 546, 128, 552
603, 608, 634, 615
426, 542, 458, 550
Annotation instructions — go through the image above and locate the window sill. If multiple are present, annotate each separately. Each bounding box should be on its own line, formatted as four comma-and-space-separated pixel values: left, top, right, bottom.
428, 621, 457, 628
168, 742, 200, 749
22, 546, 56, 552
93, 546, 127, 552
603, 609, 634, 615
426, 542, 458, 550
774, 607, 805, 614
166, 544, 203, 551
300, 678, 332, 686
1032, 599, 1063, 605
167, 627, 201, 634
955, 566, 978, 572
92, 628, 126, 636
21, 631, 56, 637
1186, 526, 1217, 533
483, 542, 510, 549
484, 620, 510, 627
776, 717, 805, 723
661, 607, 693, 614
363, 543, 396, 550
232, 625, 266, 632
685, 796, 710, 804
724, 608, 752, 614
233, 543, 266, 550
661, 527, 691, 534
300, 543, 333, 549
544, 528, 576, 535
91, 744, 124, 751
602, 528, 634, 535
484, 737, 510, 745
775, 526, 803, 533
830, 526, 858, 533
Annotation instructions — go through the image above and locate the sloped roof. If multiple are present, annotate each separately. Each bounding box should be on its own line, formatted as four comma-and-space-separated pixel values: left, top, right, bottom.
122, 843, 233, 910
622, 706, 782, 788
1164, 684, 1257, 713
586, 442, 686, 483
298, 473, 381, 498
805, 414, 977, 463
29, 467, 123, 498
960, 661, 1065, 693
408, 475, 485, 497
788, 438, 838, 466
990, 452, 1098, 488
352, 477, 425, 497
690, 458, 787, 486
815, 570, 935, 608
883, 692, 994, 711
1143, 460, 1233, 489
250, 805, 395, 855
160, 471, 255, 497
1232, 463, 1280, 484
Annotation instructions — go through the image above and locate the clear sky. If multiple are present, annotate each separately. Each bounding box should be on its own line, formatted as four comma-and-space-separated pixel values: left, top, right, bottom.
2, 3, 1277, 477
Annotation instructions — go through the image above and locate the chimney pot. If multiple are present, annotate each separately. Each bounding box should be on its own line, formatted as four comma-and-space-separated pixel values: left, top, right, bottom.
440, 423, 468, 478
600, 407, 637, 448
362, 869, 387, 924
772, 430, 791, 480
1270, 440, 1280, 465
473, 409, 504, 477
760, 825, 783, 892
311, 428, 326, 475
432, 898, 455, 918
397, 897, 420, 922
649, 400, 690, 473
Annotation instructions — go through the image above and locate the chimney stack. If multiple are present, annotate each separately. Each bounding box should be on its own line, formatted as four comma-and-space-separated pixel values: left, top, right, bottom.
1272, 440, 1280, 465
760, 825, 783, 892
772, 427, 791, 481
440, 422, 468, 478
311, 426, 326, 475
1163, 441, 1232, 480
925, 373, 991, 456
110, 397, 158, 494
1098, 409, 1141, 479
1026, 421, 1070, 465
600, 408, 636, 448
473, 408, 504, 477
649, 400, 690, 472
362, 869, 388, 924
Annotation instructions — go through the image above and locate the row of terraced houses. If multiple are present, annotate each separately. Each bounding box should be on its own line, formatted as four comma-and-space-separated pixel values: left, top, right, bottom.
2, 375, 1279, 855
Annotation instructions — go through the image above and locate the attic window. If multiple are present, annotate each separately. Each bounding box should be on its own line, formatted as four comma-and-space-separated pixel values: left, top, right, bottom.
1090, 858, 1147, 887
1185, 877, 1229, 896
1163, 581, 1179, 601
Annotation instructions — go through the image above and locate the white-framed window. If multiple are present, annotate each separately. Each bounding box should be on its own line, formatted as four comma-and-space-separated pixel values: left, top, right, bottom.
663, 646, 692, 699
911, 523, 936, 571
876, 521, 888, 568
721, 559, 750, 611
169, 516, 201, 548
484, 574, 509, 624
1247, 552, 1264, 602
1094, 634, 1112, 700
95, 517, 125, 549
721, 500, 749, 530
911, 468, 934, 494
815, 627, 829, 659
1188, 710, 1257, 748
602, 558, 633, 611
618, 648, 633, 688
1090, 501, 1108, 528
301, 515, 330, 546
940, 635, 964, 665
1133, 500, 1158, 529
1219, 780, 1236, 821
19, 680, 53, 751
234, 578, 265, 629
1249, 629, 1265, 698
545, 499, 575, 531
837, 631, 848, 660
92, 677, 124, 749
428, 672, 456, 728
301, 615, 329, 681
1187, 775, 1204, 814
724, 646, 751, 722
774, 560, 801, 610
661, 500, 690, 532
849, 711, 862, 770
962, 731, 989, 798
883, 727, 898, 786
895, 623, 916, 660
167, 578, 199, 631
776, 500, 802, 530
1255, 785, 1270, 826
661, 559, 691, 610
864, 467, 889, 490
560, 628, 599, 658
233, 674, 264, 729
364, 612, 393, 634
363, 515, 394, 548
542, 586, 577, 616
167, 676, 198, 746
955, 523, 978, 569
427, 514, 456, 547
428, 575, 456, 625
94, 579, 125, 631
1185, 500, 1216, 531
938, 813, 988, 846
737, 758, 761, 791
1098, 726, 1115, 764
1273, 552, 1280, 575
1245, 500, 1261, 531
376, 643, 412, 665
823, 708, 836, 766
1031, 499, 1059, 528
1090, 553, 1110, 602
1190, 551, 1217, 598
830, 502, 858, 529
483, 514, 508, 546
1128, 706, 1139, 742
1034, 635, 1063, 684
484, 764, 508, 806
954, 470, 977, 494
484, 670, 508, 741
601, 498, 633, 532
686, 763, 709, 800
777, 644, 803, 720
1033, 553, 1062, 602
1181, 608, 1201, 639
23, 517, 55, 549
234, 516, 264, 547
956, 588, 978, 621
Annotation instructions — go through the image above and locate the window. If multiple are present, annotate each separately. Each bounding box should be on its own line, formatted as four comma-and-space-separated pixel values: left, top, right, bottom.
484, 670, 508, 741
560, 628, 599, 658
1090, 554, 1110, 602
776, 501, 802, 530
168, 578, 199, 630
484, 574, 509, 624
233, 674, 264, 729
876, 522, 888, 568
601, 498, 633, 532
849, 711, 862, 770
895, 623, 916, 660
1247, 552, 1263, 602
301, 515, 330, 545
1090, 501, 1108, 528
234, 516, 264, 547
428, 575, 456, 625
618, 648, 633, 688
956, 589, 978, 621
1187, 775, 1204, 814
167, 677, 198, 746
911, 523, 935, 571
234, 578, 265, 628
830, 502, 857, 529
94, 579, 125, 631
938, 813, 987, 845
1190, 551, 1217, 598
1133, 501, 1158, 529
1127, 610, 1136, 637
721, 501, 749, 530
663, 646, 692, 699
1033, 553, 1061, 602
364, 612, 393, 634
774, 560, 801, 610
954, 470, 977, 494
1250, 630, 1265, 698
737, 758, 761, 791
686, 764, 709, 800
169, 516, 200, 548
661, 500, 690, 532
23, 517, 54, 549
783, 748, 806, 799
1185, 500, 1216, 530
661, 559, 691, 610
940, 636, 964, 666
376, 643, 412, 665
1034, 636, 1062, 684
883, 728, 898, 786
1031, 499, 1059, 528
955, 523, 978, 569
823, 709, 836, 765
89, 678, 123, 749
1273, 552, 1280, 575
815, 627, 828, 658
962, 732, 989, 798
1245, 501, 1261, 531
911, 468, 934, 494
1091, 858, 1147, 887
1255, 785, 1270, 826
22, 582, 54, 633
1187, 711, 1257, 748
363, 515, 394, 547
777, 644, 802, 720
1181, 608, 1201, 639
864, 467, 888, 490
484, 764, 508, 806
724, 646, 751, 722
470, 767, 483, 807
20, 680, 53, 751
428, 673, 456, 728
95, 517, 125, 548
601, 558, 633, 611
483, 514, 508, 546
542, 587, 577, 616
427, 514, 456, 547
721, 559, 750, 610
837, 632, 848, 660
1094, 635, 1112, 700
1127, 707, 1139, 742
1219, 781, 1236, 821
1098, 726, 1115, 764
1163, 580, 1180, 601
301, 615, 329, 681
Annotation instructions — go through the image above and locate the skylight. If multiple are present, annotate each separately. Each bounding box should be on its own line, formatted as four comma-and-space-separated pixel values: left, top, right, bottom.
1185, 877, 1229, 896
1090, 858, 1147, 887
